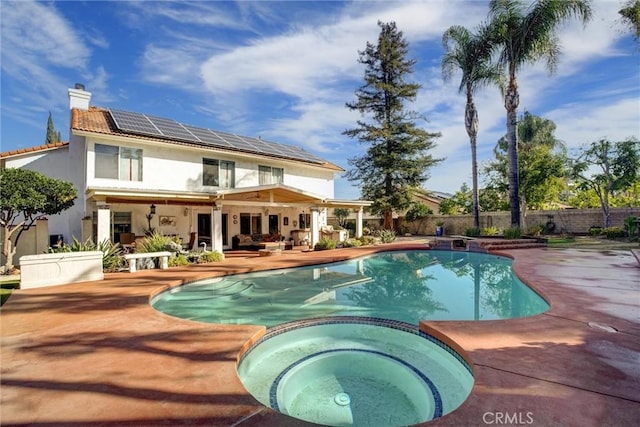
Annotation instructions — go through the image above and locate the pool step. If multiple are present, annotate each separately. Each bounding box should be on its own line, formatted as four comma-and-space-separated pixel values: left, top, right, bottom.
169, 279, 254, 300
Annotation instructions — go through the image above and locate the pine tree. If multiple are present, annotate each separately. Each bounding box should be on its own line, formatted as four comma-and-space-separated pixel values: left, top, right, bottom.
45, 111, 60, 144
344, 21, 442, 230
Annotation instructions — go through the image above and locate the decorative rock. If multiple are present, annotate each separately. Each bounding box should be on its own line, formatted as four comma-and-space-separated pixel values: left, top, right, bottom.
259, 249, 282, 256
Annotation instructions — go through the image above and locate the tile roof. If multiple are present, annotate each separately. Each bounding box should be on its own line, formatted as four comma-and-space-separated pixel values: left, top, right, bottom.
71, 107, 344, 172
71, 106, 114, 135
0, 142, 69, 159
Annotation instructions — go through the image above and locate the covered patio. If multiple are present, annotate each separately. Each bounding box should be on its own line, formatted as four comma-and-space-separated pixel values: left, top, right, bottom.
85, 183, 371, 252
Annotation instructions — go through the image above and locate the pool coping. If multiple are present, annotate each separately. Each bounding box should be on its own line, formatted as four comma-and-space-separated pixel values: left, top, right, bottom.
1, 242, 639, 426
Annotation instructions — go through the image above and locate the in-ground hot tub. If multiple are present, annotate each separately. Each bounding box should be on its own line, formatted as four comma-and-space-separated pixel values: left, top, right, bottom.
237, 317, 474, 427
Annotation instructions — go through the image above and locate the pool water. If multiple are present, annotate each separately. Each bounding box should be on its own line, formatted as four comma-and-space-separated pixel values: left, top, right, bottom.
152, 250, 548, 327
237, 317, 474, 426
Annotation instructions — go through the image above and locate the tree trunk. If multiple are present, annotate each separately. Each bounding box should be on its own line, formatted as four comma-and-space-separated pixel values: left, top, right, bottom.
505, 74, 521, 228
383, 209, 393, 230
593, 183, 611, 228
465, 95, 480, 228
520, 196, 527, 231
602, 192, 611, 228
2, 226, 16, 273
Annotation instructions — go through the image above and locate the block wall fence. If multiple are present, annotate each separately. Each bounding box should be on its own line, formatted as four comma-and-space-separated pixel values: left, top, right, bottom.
400, 207, 640, 236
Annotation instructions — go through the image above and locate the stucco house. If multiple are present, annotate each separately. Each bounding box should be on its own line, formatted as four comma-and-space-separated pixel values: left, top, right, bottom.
1, 84, 370, 254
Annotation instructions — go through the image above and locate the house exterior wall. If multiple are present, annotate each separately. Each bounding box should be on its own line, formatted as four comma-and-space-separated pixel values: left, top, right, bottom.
83, 137, 335, 197
2, 136, 337, 251
0, 219, 49, 269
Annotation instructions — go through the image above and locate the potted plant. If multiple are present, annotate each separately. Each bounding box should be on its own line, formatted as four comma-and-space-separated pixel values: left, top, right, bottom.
435, 221, 444, 237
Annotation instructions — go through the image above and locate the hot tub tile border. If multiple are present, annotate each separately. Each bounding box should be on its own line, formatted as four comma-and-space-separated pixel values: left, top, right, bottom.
238, 316, 473, 376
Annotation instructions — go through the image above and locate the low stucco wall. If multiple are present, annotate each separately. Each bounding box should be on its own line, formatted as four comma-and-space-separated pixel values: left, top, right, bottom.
19, 251, 104, 289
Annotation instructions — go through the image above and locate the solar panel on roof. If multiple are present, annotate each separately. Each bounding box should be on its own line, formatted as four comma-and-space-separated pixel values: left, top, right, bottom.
108, 108, 326, 165
182, 125, 234, 148
211, 131, 252, 151
110, 109, 161, 137
146, 115, 200, 142
230, 135, 264, 152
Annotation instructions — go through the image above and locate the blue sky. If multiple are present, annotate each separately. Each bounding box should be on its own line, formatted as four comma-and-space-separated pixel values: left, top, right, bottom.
1, 0, 638, 200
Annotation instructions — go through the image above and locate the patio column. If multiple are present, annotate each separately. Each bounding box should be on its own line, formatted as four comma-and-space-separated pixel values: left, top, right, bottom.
355, 207, 363, 238
310, 207, 320, 247
96, 204, 111, 243
212, 204, 222, 253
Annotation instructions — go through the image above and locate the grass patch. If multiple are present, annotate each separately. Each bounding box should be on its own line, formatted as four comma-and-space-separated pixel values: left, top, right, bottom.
546, 236, 576, 246
547, 236, 638, 250
1, 279, 20, 307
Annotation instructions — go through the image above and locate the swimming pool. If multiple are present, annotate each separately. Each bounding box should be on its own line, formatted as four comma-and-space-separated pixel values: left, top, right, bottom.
152, 250, 549, 327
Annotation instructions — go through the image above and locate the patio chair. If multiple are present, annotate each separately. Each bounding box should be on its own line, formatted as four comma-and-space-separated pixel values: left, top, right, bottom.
182, 232, 196, 250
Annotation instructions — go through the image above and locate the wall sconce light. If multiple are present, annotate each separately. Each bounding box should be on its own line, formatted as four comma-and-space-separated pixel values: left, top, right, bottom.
146, 204, 156, 232
183, 207, 189, 217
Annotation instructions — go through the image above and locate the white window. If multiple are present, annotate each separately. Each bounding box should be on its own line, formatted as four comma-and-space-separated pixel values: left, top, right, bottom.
95, 144, 142, 181
119, 148, 142, 181
259, 165, 284, 185
203, 158, 235, 188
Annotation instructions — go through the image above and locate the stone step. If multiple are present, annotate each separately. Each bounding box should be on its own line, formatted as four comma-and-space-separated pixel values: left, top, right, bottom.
483, 243, 546, 250
433, 238, 546, 252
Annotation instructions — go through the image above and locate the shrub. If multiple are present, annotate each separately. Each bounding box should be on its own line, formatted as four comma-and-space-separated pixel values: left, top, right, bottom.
362, 226, 371, 236
589, 226, 603, 236
375, 229, 396, 243
603, 227, 625, 239
98, 239, 126, 272
49, 237, 95, 253
481, 226, 500, 236
525, 224, 544, 236
342, 238, 362, 248
358, 235, 376, 246
314, 238, 337, 251
198, 251, 224, 263
49, 237, 125, 272
465, 227, 481, 237
623, 216, 638, 240
397, 224, 410, 236
169, 254, 189, 267
137, 231, 173, 253
503, 226, 522, 239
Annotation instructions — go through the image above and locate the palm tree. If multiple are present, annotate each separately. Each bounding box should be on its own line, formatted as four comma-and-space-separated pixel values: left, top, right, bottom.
487, 0, 592, 227
618, 0, 640, 42
442, 24, 502, 228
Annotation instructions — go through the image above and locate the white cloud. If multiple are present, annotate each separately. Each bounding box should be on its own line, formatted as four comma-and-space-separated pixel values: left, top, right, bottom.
548, 97, 640, 147
1, 1, 89, 70
0, 0, 100, 131
557, 0, 630, 65
198, 1, 488, 99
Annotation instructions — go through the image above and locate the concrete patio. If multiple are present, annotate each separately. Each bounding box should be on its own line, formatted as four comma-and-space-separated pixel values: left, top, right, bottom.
1, 243, 639, 426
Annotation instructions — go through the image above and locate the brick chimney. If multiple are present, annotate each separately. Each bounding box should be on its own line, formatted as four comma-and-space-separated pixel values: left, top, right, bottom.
68, 83, 91, 110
